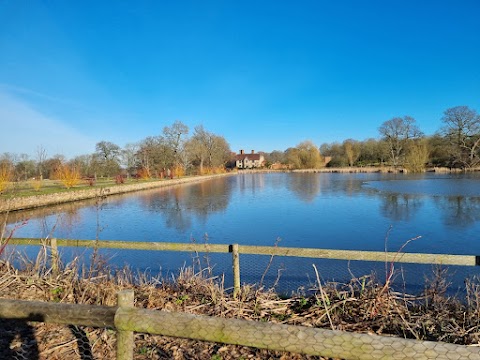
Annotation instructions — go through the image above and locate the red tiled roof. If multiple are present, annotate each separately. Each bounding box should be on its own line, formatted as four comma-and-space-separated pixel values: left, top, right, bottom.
236, 153, 262, 161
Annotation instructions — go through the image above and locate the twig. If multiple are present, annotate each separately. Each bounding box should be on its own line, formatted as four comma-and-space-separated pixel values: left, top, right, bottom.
382, 226, 421, 294
259, 237, 281, 288
313, 264, 334, 330
0, 218, 29, 256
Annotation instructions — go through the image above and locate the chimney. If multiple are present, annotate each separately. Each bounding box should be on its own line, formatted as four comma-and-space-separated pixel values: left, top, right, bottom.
240, 149, 244, 155
251, 150, 255, 154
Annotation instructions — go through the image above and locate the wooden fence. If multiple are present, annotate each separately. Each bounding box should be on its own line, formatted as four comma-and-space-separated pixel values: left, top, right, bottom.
7, 237, 480, 298
1, 290, 480, 360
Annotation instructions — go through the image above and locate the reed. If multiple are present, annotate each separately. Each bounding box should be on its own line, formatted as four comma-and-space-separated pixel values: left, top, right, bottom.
2, 238, 480, 360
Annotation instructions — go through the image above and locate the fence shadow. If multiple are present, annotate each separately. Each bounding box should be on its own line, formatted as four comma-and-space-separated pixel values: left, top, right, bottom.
0, 318, 39, 360
69, 325, 94, 360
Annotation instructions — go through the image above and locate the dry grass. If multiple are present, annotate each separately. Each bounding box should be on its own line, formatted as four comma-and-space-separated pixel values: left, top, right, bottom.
0, 163, 13, 193
1, 248, 480, 359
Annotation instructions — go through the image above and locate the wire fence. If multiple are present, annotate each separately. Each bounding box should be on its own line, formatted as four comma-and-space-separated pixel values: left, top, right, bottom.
2, 291, 480, 360
6, 237, 480, 297
2, 237, 480, 359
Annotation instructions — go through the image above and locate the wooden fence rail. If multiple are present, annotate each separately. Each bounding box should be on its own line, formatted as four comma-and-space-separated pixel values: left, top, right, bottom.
9, 237, 478, 266
1, 291, 479, 360
8, 237, 480, 298
0, 298, 116, 328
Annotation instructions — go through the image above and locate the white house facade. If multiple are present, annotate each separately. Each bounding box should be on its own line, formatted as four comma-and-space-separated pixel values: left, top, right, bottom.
235, 150, 265, 169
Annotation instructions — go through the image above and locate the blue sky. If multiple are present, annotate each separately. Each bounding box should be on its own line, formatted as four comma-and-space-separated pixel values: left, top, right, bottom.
1, 1, 479, 158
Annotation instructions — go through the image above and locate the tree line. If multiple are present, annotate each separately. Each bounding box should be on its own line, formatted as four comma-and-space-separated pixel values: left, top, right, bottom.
263, 105, 480, 171
1, 105, 479, 185
0, 121, 232, 184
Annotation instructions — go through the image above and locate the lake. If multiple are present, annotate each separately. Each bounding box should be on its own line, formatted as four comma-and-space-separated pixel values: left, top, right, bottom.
6, 172, 480, 294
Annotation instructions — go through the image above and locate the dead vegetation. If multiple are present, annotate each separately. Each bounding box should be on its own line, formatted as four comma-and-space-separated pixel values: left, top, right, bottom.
1, 246, 480, 359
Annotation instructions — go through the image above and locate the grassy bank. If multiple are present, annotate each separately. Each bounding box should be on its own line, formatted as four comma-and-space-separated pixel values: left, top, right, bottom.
0, 173, 234, 213
0, 177, 185, 199
1, 245, 480, 360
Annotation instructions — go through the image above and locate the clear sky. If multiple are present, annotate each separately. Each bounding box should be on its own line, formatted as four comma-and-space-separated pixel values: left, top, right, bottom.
1, 1, 479, 158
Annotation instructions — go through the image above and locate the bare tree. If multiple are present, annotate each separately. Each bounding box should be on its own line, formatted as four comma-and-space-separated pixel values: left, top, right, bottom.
43, 154, 65, 179
265, 150, 286, 165
1, 152, 19, 166
95, 141, 121, 161
186, 126, 209, 174
206, 134, 231, 169
122, 143, 140, 175
36, 146, 48, 180
16, 154, 36, 181
163, 120, 189, 168
71, 154, 96, 178
186, 125, 231, 174
441, 106, 480, 168
379, 116, 423, 167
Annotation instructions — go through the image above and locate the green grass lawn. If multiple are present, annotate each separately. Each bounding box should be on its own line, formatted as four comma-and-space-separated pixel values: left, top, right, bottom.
0, 177, 163, 198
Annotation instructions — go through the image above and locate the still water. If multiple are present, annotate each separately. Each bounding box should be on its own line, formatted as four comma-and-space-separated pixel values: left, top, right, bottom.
7, 172, 480, 293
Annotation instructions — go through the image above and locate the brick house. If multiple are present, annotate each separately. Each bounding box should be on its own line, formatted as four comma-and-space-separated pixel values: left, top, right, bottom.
235, 150, 265, 169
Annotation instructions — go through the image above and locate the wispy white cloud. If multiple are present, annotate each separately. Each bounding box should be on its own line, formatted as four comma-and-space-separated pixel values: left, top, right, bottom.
0, 90, 96, 158
0, 83, 82, 108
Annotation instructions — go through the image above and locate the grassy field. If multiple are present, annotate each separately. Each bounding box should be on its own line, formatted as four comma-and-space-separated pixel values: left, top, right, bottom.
0, 177, 164, 198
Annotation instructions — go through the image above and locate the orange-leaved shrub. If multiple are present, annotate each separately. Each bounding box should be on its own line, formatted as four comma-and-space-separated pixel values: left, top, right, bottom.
54, 163, 81, 189
173, 165, 185, 178
201, 166, 226, 175
137, 167, 151, 180
0, 162, 13, 193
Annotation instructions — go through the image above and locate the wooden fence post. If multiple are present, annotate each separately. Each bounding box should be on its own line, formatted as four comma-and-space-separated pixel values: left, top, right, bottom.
231, 244, 240, 298
117, 290, 135, 360
50, 238, 58, 276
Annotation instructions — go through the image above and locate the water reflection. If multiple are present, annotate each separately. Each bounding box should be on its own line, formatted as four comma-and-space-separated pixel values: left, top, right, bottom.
6, 200, 88, 225
6, 173, 480, 250
361, 173, 480, 230
434, 196, 480, 228
286, 173, 385, 201
237, 173, 266, 195
380, 194, 424, 222
287, 174, 321, 202
5, 201, 87, 238
139, 178, 233, 231
342, 177, 364, 195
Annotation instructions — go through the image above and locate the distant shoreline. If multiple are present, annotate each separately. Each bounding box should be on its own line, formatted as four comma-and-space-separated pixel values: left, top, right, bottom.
240, 166, 479, 174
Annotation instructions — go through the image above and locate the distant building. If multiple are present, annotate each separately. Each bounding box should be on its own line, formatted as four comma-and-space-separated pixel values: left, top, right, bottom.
236, 150, 265, 169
